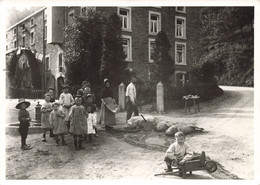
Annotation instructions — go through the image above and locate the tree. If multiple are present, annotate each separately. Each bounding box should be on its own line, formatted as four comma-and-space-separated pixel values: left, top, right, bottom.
99, 13, 130, 86
64, 9, 104, 94
149, 31, 174, 88
194, 7, 254, 86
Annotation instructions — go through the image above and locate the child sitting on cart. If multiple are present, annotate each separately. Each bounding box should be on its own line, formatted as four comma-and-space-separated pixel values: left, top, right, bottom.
164, 131, 193, 172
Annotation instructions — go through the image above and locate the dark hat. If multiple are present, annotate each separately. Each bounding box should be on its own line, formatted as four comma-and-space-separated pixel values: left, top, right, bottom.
62, 84, 69, 89
15, 98, 31, 109
75, 94, 82, 98
48, 87, 55, 91
86, 93, 93, 98
104, 78, 110, 84
81, 80, 90, 86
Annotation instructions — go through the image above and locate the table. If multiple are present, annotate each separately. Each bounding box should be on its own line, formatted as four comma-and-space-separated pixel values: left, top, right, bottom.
183, 95, 200, 113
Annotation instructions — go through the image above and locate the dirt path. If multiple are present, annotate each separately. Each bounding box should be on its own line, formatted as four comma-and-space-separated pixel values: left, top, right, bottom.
150, 86, 254, 179
5, 86, 253, 179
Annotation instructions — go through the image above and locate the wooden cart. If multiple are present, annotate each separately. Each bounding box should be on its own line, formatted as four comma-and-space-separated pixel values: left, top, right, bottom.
155, 151, 217, 178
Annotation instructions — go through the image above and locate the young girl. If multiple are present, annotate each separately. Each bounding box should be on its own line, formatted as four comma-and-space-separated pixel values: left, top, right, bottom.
41, 93, 53, 142
16, 98, 32, 150
59, 84, 75, 131
83, 93, 98, 137
86, 105, 97, 144
49, 102, 68, 146
69, 95, 88, 150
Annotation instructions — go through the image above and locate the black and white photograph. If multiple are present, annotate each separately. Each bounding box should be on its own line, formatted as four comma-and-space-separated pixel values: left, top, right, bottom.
1, 1, 258, 182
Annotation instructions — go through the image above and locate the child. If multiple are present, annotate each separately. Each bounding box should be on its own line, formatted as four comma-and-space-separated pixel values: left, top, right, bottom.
86, 105, 97, 144
59, 84, 75, 131
83, 93, 98, 137
164, 131, 193, 172
69, 95, 88, 150
49, 102, 68, 146
16, 98, 32, 150
41, 93, 53, 142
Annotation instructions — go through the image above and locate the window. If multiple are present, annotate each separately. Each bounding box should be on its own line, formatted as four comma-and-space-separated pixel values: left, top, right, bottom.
21, 24, 26, 31
149, 11, 161, 35
122, 35, 132, 61
175, 42, 186, 65
45, 56, 50, 70
176, 7, 186, 13
149, 38, 156, 63
22, 36, 25, 47
13, 28, 17, 36
175, 71, 186, 87
30, 18, 34, 27
80, 7, 87, 16
118, 8, 131, 31
13, 40, 17, 49
68, 10, 75, 24
30, 30, 35, 45
175, 16, 186, 38
59, 53, 63, 72
44, 22, 47, 40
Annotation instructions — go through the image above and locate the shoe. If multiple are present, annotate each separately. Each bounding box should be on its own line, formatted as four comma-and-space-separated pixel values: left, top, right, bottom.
79, 140, 85, 150
42, 138, 46, 142
74, 140, 79, 151
25, 144, 31, 147
165, 166, 173, 172
165, 168, 173, 172
21, 145, 32, 150
62, 140, 67, 146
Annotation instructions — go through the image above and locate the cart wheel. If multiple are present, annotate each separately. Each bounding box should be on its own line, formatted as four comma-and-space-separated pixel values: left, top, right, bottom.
189, 171, 192, 175
205, 161, 217, 173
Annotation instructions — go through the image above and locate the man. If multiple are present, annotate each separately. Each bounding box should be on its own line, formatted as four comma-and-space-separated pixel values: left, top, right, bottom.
48, 87, 55, 103
126, 77, 139, 121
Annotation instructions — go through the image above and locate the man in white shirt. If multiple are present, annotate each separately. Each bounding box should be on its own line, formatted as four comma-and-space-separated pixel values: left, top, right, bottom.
126, 77, 139, 121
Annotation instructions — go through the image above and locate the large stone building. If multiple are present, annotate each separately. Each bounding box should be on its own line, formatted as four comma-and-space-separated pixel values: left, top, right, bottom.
6, 6, 191, 98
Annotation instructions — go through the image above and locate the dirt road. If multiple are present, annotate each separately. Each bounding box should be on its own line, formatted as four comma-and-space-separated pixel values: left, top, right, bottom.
5, 86, 254, 179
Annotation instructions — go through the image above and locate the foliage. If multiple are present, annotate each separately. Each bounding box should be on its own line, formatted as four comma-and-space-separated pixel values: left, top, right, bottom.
64, 9, 104, 96
192, 7, 254, 86
99, 13, 130, 86
149, 31, 174, 88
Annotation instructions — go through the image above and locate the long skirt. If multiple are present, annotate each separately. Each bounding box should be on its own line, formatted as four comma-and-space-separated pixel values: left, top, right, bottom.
100, 101, 116, 126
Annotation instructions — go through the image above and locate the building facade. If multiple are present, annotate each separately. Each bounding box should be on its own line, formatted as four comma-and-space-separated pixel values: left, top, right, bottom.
6, 6, 190, 98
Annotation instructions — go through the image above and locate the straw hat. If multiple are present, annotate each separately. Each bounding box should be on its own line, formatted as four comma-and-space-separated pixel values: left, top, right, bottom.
44, 93, 51, 97
52, 101, 60, 108
15, 98, 31, 109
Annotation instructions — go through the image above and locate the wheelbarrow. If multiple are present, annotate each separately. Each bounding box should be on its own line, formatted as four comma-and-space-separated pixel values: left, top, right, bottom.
154, 151, 217, 178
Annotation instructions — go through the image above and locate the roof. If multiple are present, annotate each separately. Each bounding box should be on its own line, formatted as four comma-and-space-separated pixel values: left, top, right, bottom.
6, 7, 46, 32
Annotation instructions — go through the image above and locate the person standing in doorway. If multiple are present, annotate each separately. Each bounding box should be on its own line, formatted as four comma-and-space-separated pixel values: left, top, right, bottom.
126, 77, 139, 121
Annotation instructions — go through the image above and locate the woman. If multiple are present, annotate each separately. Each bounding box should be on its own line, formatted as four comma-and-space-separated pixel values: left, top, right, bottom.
100, 79, 117, 128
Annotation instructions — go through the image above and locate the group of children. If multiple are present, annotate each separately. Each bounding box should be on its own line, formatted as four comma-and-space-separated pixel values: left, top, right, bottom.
16, 80, 98, 151
16, 80, 194, 172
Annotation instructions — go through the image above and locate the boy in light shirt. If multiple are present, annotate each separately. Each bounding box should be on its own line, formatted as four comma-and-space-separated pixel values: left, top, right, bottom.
164, 131, 193, 172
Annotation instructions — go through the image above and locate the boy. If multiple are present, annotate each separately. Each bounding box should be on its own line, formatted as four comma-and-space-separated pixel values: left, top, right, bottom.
59, 84, 75, 131
16, 98, 32, 150
164, 131, 193, 172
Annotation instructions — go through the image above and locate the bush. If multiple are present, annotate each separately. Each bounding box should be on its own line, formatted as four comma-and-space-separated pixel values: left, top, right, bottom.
172, 81, 223, 108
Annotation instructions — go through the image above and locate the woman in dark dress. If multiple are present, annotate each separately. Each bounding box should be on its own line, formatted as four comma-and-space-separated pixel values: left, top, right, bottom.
100, 79, 116, 128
